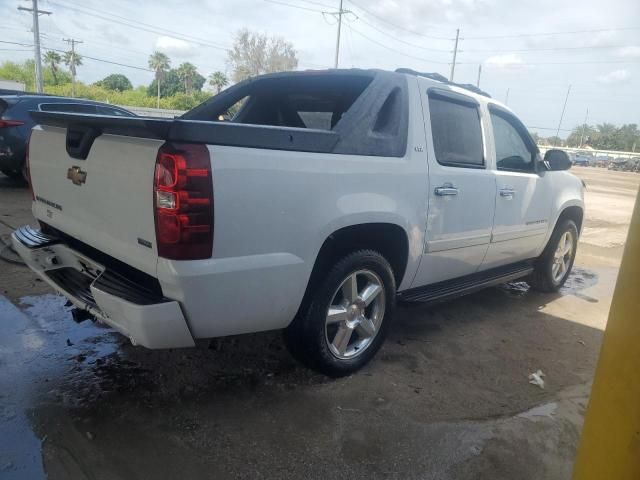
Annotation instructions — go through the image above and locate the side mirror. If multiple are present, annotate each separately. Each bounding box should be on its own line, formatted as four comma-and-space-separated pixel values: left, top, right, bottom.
544, 149, 572, 171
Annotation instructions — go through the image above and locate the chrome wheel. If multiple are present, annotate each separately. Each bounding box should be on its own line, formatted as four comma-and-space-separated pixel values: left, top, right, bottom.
552, 231, 574, 283
325, 269, 385, 360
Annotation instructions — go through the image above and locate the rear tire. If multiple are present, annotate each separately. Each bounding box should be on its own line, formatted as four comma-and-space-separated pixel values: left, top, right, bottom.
527, 219, 578, 292
284, 250, 396, 376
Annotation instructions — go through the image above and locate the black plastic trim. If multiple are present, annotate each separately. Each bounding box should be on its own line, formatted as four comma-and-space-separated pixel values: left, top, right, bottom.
46, 268, 98, 309
398, 261, 534, 304
29, 69, 409, 158
40, 223, 167, 304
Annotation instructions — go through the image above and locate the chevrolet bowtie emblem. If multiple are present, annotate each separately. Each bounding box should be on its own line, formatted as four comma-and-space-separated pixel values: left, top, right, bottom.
67, 166, 87, 185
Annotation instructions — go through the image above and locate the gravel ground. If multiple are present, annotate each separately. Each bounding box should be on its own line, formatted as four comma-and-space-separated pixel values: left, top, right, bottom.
0, 166, 638, 479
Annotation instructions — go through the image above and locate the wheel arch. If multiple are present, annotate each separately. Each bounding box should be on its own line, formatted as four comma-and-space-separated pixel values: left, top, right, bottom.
294, 222, 409, 322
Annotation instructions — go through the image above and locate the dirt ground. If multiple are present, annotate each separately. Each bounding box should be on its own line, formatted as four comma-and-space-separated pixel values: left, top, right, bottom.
0, 166, 638, 480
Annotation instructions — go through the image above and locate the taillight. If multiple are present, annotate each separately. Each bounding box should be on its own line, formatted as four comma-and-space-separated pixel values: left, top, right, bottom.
0, 120, 24, 128
25, 131, 34, 200
153, 143, 213, 260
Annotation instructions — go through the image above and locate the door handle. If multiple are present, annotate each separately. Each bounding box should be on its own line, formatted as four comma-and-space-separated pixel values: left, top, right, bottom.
500, 187, 515, 198
435, 184, 459, 196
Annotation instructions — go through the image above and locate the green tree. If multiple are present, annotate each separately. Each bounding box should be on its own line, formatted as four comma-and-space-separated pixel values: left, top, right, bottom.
566, 124, 597, 148
208, 71, 228, 94
228, 29, 298, 83
43, 51, 62, 84
95, 73, 132, 92
63, 50, 83, 97
148, 68, 205, 98
176, 62, 198, 95
0, 60, 68, 91
148, 51, 171, 108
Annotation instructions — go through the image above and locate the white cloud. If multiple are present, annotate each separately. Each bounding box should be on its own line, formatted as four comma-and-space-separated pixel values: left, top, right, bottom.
154, 36, 195, 57
485, 54, 525, 68
596, 69, 631, 84
616, 46, 640, 58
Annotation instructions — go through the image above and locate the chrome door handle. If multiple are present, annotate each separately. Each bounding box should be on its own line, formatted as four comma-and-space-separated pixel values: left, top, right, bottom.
500, 188, 515, 198
434, 184, 459, 196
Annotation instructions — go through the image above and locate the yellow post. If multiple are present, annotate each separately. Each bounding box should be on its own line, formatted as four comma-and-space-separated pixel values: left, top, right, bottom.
572, 191, 640, 480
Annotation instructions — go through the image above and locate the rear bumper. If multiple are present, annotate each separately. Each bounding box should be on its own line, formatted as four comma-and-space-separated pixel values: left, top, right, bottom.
11, 226, 195, 349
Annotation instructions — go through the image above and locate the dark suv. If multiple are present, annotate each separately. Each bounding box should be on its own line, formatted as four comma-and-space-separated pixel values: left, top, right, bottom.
0, 95, 135, 181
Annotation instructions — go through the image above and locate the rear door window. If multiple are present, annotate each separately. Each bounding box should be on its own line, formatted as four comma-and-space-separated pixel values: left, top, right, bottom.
428, 91, 484, 168
39, 103, 97, 114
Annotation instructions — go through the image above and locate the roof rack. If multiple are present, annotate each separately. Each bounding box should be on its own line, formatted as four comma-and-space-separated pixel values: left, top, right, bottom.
395, 68, 492, 98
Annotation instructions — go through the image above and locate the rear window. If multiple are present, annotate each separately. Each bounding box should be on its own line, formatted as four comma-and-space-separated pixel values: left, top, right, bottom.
188, 74, 373, 131
39, 103, 97, 114
428, 94, 484, 168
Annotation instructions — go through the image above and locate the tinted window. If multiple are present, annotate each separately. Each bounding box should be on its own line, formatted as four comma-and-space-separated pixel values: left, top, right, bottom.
190, 74, 373, 131
40, 103, 97, 114
490, 111, 535, 172
96, 106, 131, 116
429, 96, 483, 167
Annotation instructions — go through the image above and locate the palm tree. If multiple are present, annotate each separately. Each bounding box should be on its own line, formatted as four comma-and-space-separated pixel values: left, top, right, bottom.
208, 71, 228, 94
43, 51, 62, 84
177, 62, 198, 95
148, 51, 171, 108
63, 50, 83, 97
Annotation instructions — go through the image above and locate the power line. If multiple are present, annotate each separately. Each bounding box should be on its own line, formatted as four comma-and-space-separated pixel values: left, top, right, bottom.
353, 14, 453, 52
47, 0, 230, 51
462, 59, 639, 65
1, 39, 153, 72
463, 44, 635, 53
346, 0, 453, 40
348, 25, 450, 64
294, 0, 336, 8
462, 26, 640, 40
263, 0, 326, 13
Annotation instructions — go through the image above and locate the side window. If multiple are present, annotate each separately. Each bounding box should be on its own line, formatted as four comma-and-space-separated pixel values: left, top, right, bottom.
428, 94, 484, 168
40, 103, 97, 114
490, 111, 535, 172
96, 106, 131, 116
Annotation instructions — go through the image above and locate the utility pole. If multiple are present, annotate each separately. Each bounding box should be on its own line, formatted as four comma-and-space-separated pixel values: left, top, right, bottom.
449, 28, 460, 81
579, 108, 589, 147
18, 0, 51, 93
505, 88, 510, 105
333, 0, 346, 68
63, 38, 83, 97
555, 84, 572, 146
476, 64, 482, 88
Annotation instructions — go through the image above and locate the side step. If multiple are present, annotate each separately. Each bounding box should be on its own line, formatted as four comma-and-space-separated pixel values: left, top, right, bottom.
398, 261, 534, 304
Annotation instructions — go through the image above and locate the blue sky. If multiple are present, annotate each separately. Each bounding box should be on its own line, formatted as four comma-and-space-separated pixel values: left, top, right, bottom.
1, 0, 639, 136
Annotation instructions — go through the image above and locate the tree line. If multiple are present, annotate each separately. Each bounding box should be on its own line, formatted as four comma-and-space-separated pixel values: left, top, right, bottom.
532, 124, 640, 152
0, 29, 298, 111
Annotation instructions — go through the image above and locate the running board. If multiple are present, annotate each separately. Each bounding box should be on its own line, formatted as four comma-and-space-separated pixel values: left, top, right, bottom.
398, 261, 534, 304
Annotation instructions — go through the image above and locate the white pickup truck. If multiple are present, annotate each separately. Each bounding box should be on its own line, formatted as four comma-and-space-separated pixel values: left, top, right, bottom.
12, 69, 584, 375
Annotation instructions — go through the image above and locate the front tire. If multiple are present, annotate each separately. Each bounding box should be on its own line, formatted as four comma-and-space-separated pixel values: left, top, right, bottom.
527, 219, 578, 292
284, 250, 396, 376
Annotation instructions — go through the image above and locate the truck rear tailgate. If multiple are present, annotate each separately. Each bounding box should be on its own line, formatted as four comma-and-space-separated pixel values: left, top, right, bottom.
29, 125, 164, 277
